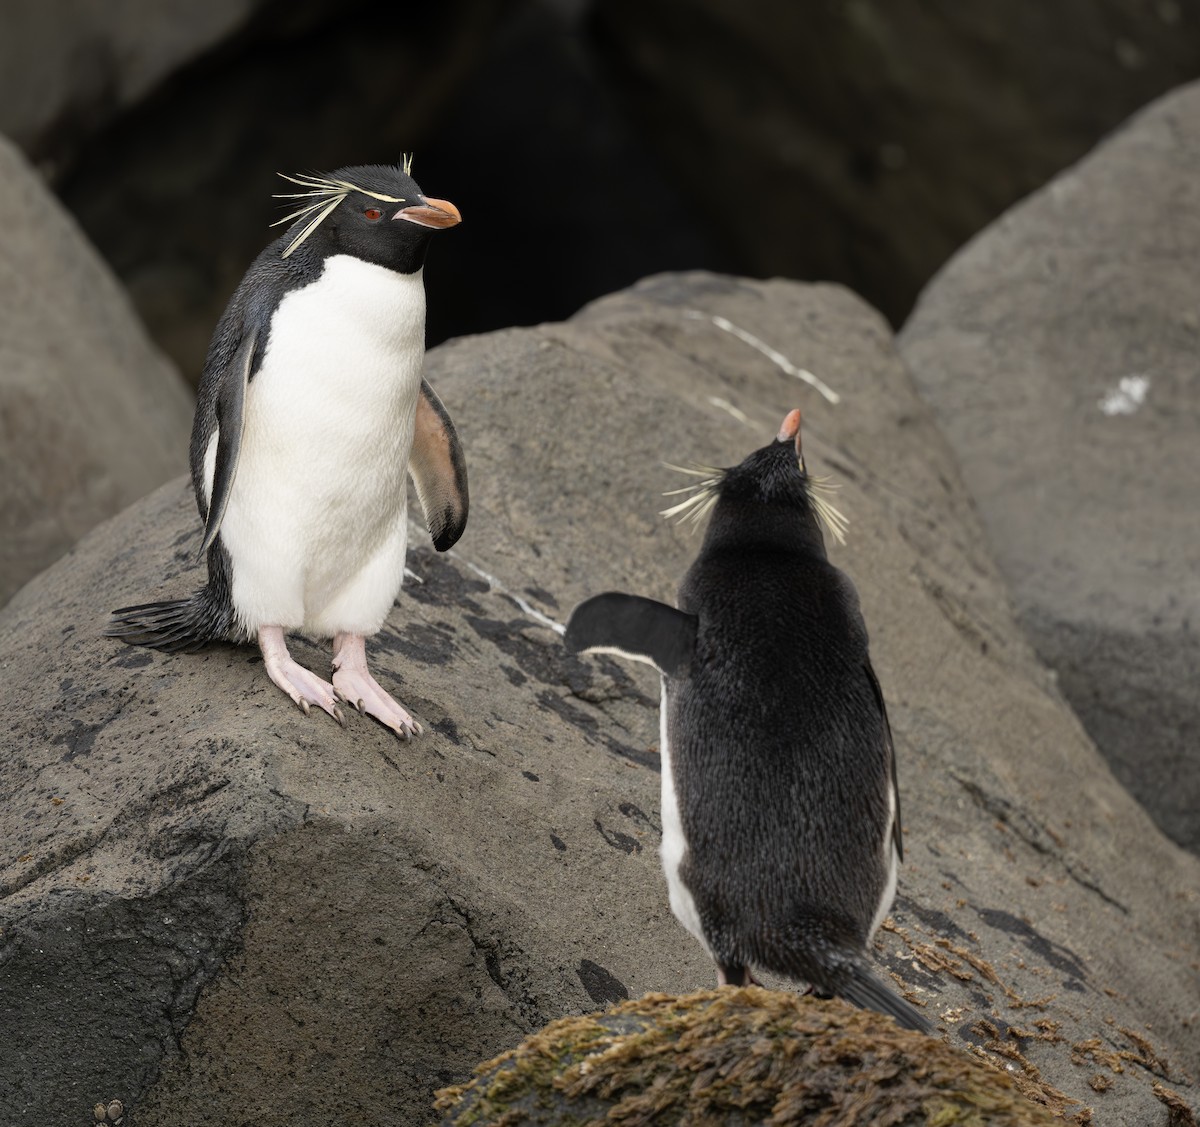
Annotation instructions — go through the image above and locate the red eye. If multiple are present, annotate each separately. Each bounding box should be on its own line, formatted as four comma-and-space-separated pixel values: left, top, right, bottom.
364, 207, 383, 221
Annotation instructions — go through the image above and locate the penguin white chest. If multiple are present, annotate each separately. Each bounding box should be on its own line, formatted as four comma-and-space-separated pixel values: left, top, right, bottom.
658, 683, 711, 954
208, 255, 427, 636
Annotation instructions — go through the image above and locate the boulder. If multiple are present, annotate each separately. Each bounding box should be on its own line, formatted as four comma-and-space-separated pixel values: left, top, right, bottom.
1, 274, 1196, 1126
0, 135, 193, 607
899, 82, 1200, 853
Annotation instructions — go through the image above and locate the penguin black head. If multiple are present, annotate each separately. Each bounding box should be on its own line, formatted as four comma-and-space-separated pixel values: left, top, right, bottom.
662, 409, 848, 555
271, 159, 461, 274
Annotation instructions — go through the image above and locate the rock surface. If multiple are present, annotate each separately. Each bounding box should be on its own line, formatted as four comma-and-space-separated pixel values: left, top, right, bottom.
0, 136, 193, 607
2, 274, 1197, 1126
900, 82, 1200, 854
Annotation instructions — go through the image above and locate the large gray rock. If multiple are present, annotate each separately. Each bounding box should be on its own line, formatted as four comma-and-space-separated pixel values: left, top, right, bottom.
0, 136, 193, 607
2, 275, 1196, 1126
899, 83, 1200, 854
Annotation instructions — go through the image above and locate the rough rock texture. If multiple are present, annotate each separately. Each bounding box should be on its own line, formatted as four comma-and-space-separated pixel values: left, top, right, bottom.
588, 0, 1200, 324
899, 83, 1200, 854
0, 136, 193, 607
0, 0, 264, 172
436, 987, 1060, 1125
2, 275, 1197, 1126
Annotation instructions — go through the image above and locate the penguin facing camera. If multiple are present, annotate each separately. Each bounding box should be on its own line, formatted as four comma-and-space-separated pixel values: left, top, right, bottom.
108, 159, 467, 740
564, 409, 931, 1033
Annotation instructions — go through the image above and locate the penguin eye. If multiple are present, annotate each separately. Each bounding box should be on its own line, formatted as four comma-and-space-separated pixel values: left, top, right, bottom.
363, 207, 383, 221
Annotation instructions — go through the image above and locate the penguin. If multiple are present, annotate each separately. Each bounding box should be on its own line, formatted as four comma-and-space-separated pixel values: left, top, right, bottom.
564, 409, 931, 1033
107, 160, 467, 740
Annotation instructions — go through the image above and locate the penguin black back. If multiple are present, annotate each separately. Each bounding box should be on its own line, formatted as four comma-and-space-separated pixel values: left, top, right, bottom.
672, 426, 894, 968
566, 410, 928, 1032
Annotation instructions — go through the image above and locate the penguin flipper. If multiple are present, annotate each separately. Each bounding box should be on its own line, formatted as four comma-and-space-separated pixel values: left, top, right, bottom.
865, 659, 904, 862
409, 378, 468, 552
564, 593, 697, 678
199, 328, 257, 557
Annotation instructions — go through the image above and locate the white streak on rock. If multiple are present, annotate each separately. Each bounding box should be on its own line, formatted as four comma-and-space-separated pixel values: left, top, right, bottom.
452, 554, 566, 634
1099, 374, 1151, 416
684, 309, 841, 404
706, 396, 752, 425
407, 520, 565, 634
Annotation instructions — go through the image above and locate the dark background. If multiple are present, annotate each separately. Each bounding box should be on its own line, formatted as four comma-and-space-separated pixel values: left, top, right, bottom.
25, 0, 1200, 384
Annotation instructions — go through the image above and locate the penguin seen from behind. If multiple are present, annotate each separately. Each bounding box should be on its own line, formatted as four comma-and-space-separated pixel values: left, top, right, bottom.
108, 160, 467, 740
564, 409, 931, 1033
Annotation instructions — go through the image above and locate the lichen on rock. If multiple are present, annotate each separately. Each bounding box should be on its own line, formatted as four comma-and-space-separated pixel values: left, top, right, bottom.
435, 986, 1060, 1126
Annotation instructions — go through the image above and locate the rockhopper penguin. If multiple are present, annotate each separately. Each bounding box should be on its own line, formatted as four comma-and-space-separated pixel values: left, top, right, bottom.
564, 409, 931, 1032
108, 161, 467, 739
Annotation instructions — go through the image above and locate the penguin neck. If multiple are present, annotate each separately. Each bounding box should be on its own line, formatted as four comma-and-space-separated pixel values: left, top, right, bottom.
701, 499, 829, 561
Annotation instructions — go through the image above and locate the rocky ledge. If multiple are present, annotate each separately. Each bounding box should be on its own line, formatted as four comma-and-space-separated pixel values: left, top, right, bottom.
2, 271, 1197, 1125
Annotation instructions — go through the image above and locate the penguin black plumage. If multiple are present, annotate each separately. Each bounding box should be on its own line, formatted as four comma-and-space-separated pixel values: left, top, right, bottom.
564, 409, 931, 1033
107, 161, 467, 739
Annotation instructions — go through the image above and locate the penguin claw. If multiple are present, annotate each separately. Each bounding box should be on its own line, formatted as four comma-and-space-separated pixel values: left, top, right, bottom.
258, 627, 344, 728
331, 633, 422, 741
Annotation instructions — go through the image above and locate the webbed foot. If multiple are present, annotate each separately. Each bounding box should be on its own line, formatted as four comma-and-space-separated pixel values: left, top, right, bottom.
258, 625, 345, 725
332, 632, 422, 740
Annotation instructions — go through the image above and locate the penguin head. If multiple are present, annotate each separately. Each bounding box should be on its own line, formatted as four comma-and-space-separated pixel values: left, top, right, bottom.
272, 161, 461, 273
663, 409, 847, 554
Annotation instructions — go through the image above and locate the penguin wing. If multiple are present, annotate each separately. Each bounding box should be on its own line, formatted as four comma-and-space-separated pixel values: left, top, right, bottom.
199, 326, 258, 556
865, 659, 904, 862
564, 593, 698, 678
409, 379, 469, 552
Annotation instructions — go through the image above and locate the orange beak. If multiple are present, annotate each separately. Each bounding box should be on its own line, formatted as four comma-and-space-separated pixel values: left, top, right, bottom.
394, 196, 462, 229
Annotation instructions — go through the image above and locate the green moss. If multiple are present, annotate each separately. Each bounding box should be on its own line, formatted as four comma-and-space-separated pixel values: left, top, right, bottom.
435, 987, 1061, 1126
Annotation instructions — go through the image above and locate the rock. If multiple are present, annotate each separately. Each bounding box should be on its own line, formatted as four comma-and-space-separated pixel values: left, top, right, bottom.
435, 987, 1060, 1125
0, 135, 193, 607
1, 274, 1196, 1126
899, 82, 1200, 854
0, 0, 265, 173
587, 0, 1200, 324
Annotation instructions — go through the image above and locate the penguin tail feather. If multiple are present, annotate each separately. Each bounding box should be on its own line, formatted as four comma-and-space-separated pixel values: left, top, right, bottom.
762, 922, 932, 1035
839, 963, 933, 1035
106, 588, 234, 654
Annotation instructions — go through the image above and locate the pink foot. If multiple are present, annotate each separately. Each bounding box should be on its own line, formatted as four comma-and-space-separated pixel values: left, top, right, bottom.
258, 625, 345, 725
332, 632, 422, 740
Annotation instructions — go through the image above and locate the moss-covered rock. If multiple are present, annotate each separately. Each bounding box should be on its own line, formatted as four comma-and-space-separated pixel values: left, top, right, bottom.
435, 986, 1059, 1126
